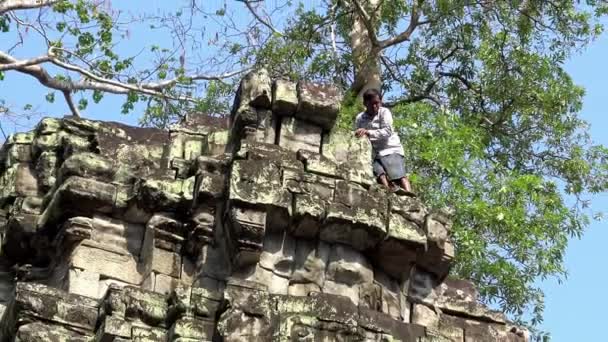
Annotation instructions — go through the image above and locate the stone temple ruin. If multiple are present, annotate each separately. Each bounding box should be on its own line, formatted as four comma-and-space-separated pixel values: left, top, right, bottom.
0, 70, 528, 341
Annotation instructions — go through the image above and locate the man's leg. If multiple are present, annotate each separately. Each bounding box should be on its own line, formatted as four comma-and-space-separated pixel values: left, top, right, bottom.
373, 159, 393, 190
381, 153, 413, 193
378, 174, 391, 189
398, 176, 412, 192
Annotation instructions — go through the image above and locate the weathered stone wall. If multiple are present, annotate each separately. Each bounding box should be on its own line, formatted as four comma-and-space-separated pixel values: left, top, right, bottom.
0, 69, 528, 341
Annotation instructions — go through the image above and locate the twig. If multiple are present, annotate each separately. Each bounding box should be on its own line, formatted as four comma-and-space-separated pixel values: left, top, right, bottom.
237, 0, 283, 36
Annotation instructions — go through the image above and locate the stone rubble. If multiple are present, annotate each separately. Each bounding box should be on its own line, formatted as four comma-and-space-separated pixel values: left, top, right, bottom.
0, 69, 528, 341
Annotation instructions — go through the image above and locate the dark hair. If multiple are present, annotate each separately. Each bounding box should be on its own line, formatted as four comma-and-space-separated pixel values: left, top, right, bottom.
363, 88, 382, 102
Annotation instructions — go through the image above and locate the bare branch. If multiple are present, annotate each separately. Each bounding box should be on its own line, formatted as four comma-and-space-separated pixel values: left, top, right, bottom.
0, 55, 52, 71
237, 0, 283, 36
378, 0, 425, 49
438, 71, 478, 92
143, 67, 252, 90
0, 49, 194, 116
62, 90, 81, 117
0, 0, 58, 14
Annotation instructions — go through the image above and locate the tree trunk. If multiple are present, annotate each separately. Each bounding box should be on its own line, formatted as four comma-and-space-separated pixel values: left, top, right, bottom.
349, 0, 382, 99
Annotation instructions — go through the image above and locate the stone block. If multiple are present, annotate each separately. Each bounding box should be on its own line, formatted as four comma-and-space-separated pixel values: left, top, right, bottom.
16, 322, 92, 342
357, 308, 426, 341
370, 211, 426, 279
229, 159, 289, 209
250, 109, 277, 144
226, 206, 266, 267
233, 69, 272, 111
321, 182, 388, 251
96, 316, 132, 341
291, 192, 326, 238
39, 176, 117, 227
98, 278, 131, 300
391, 194, 428, 226
238, 141, 303, 172
135, 178, 186, 212
92, 214, 145, 255
409, 268, 441, 306
154, 273, 180, 295
322, 129, 374, 185
71, 243, 142, 284
272, 79, 298, 116
297, 150, 340, 178
204, 130, 229, 156
37, 117, 62, 134
296, 81, 341, 129
374, 271, 402, 319
66, 267, 100, 298
290, 239, 329, 290
33, 132, 64, 154
194, 244, 231, 281
191, 286, 223, 318
259, 231, 296, 278
412, 304, 439, 330
122, 286, 169, 327
10, 282, 99, 331
131, 326, 167, 342
141, 239, 182, 277
322, 279, 360, 306
169, 316, 215, 340
35, 151, 58, 190
438, 314, 465, 342
8, 132, 35, 145
326, 244, 373, 286
5, 143, 32, 165
14, 163, 38, 196
59, 152, 114, 183
14, 196, 44, 214
417, 213, 454, 280
278, 117, 322, 153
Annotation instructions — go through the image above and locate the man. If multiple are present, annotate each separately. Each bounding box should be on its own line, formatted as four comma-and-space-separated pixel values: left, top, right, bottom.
354, 88, 412, 193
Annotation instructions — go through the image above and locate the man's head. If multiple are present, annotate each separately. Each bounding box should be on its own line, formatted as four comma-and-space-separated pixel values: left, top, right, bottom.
363, 88, 382, 116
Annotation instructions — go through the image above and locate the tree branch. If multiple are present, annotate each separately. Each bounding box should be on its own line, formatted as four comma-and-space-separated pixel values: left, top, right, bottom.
378, 0, 424, 48
351, 0, 380, 48
143, 67, 252, 90
0, 55, 52, 71
385, 78, 441, 107
236, 0, 283, 36
0, 0, 58, 14
62, 90, 81, 117
438, 71, 478, 92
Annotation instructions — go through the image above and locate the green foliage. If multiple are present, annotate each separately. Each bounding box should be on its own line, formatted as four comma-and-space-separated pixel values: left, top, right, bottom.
0, 15, 10, 32
45, 92, 55, 103
333, 0, 608, 328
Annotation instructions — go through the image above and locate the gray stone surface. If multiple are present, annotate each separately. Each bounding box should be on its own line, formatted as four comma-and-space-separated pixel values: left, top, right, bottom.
0, 72, 525, 342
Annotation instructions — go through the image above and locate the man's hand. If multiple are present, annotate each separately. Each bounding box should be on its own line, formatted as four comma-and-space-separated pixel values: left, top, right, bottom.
355, 128, 368, 138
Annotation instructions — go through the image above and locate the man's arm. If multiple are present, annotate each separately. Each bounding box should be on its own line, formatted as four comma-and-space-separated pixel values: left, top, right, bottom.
367, 108, 393, 141
354, 113, 363, 130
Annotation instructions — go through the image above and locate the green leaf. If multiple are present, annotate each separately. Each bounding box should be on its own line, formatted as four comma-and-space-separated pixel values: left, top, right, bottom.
45, 92, 55, 103
92, 90, 103, 104
78, 98, 88, 110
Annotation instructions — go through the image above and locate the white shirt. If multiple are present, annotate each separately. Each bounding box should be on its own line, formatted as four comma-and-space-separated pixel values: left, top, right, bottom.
355, 107, 404, 158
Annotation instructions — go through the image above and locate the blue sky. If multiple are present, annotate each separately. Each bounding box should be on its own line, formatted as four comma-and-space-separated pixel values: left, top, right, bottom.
0, 3, 606, 341
538, 28, 608, 342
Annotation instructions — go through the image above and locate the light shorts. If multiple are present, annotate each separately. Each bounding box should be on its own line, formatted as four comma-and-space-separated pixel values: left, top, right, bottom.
372, 153, 406, 181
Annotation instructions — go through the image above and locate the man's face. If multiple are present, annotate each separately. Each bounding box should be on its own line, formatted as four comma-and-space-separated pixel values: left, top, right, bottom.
365, 95, 382, 116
